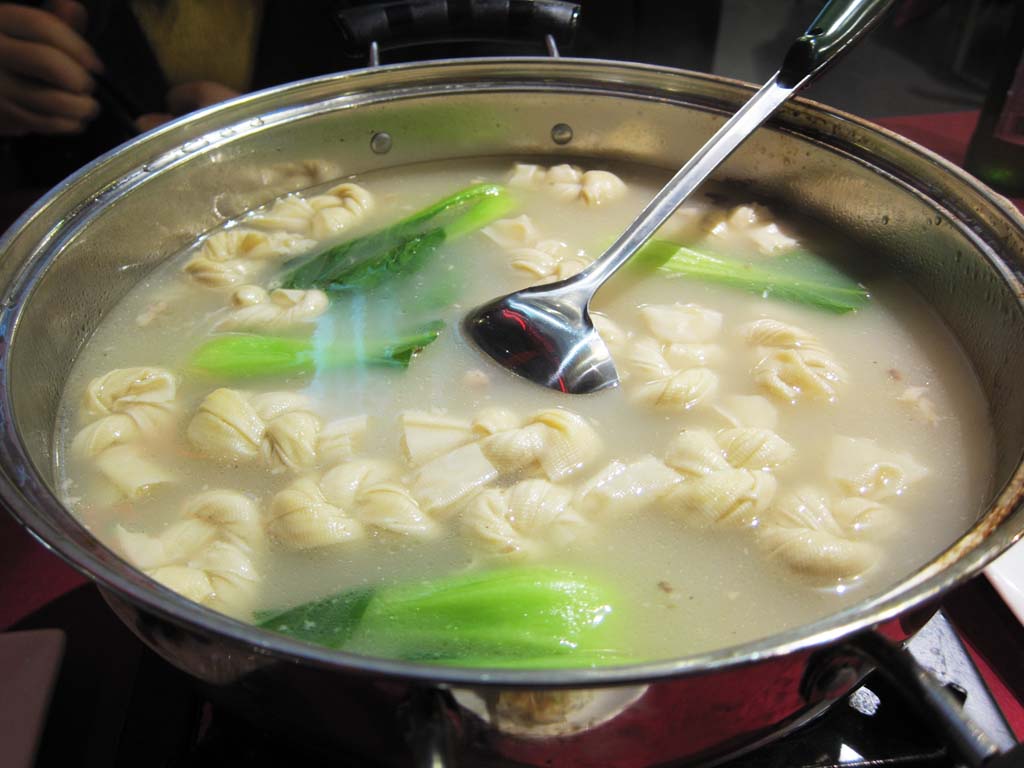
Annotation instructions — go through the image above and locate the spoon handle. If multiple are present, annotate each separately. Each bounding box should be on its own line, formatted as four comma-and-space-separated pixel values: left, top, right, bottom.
571, 0, 894, 297
781, 0, 895, 86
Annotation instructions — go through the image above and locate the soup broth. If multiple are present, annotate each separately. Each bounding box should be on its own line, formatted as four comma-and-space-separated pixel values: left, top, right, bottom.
55, 158, 994, 663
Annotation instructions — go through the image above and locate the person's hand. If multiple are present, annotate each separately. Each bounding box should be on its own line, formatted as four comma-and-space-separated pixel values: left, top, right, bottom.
0, 1, 103, 137
134, 81, 240, 133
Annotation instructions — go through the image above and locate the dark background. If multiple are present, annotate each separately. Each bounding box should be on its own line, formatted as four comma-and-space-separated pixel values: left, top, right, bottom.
0, 0, 1018, 221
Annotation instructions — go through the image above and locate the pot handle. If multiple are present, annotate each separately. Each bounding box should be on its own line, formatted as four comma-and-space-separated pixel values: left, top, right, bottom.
780, 0, 895, 87
809, 631, 1023, 767
334, 0, 580, 64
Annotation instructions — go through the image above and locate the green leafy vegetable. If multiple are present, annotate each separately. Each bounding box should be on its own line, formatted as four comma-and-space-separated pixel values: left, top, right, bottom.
190, 320, 444, 380
257, 567, 628, 668
281, 183, 516, 293
634, 240, 870, 314
256, 587, 375, 648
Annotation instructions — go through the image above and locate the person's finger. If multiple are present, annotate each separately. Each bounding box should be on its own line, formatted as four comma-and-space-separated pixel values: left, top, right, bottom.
0, 69, 97, 119
0, 96, 84, 135
166, 80, 239, 114
134, 112, 172, 132
42, 0, 88, 37
0, 3, 102, 72
0, 34, 94, 93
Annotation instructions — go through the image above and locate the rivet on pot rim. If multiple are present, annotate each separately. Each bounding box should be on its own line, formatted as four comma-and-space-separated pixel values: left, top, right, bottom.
551, 123, 573, 145
370, 132, 392, 154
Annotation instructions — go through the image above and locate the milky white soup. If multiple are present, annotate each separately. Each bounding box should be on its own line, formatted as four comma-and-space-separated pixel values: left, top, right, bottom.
55, 158, 994, 664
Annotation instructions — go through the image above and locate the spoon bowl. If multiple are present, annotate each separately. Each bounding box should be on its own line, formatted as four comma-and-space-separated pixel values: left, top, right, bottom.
463, 278, 617, 394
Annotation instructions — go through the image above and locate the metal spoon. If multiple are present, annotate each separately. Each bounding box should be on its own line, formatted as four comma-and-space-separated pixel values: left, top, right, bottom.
464, 0, 893, 394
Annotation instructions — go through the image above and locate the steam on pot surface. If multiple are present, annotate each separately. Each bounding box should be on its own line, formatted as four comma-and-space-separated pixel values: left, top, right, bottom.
54, 156, 995, 667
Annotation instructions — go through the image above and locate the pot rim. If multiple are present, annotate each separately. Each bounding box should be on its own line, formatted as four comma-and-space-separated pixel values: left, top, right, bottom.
2, 57, 1023, 687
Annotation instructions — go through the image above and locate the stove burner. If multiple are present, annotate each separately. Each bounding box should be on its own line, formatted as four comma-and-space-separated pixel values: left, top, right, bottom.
9, 586, 1015, 768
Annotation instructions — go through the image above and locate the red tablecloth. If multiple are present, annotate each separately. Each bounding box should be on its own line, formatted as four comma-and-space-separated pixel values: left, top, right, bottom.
0, 109, 1021, 741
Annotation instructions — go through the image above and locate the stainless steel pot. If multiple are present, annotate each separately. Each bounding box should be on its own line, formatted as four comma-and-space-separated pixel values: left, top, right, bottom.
1, 59, 1023, 767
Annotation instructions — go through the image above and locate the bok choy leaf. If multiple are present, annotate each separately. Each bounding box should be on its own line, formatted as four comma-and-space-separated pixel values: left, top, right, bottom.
190, 320, 444, 380
635, 240, 870, 314
257, 566, 628, 668
280, 183, 516, 293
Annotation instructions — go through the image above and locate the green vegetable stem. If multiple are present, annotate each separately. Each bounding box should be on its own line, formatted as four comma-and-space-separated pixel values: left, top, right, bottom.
281, 183, 517, 293
634, 240, 870, 314
190, 320, 444, 380
257, 566, 629, 669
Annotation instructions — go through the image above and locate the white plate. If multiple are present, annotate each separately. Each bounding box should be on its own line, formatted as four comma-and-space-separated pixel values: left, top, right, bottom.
986, 539, 1024, 626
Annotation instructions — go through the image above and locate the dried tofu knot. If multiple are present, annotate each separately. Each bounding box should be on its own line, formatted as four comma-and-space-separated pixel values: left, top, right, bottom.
248, 183, 374, 239
529, 408, 602, 481
542, 164, 584, 202
114, 490, 263, 615
580, 170, 628, 206
186, 388, 366, 473
475, 407, 601, 481
630, 367, 719, 411
667, 468, 777, 528
406, 406, 601, 518
661, 425, 792, 528
413, 442, 499, 517
248, 195, 316, 234
534, 255, 590, 286
93, 444, 175, 499
215, 285, 329, 331
506, 163, 547, 188
269, 459, 438, 549
741, 319, 822, 351
657, 197, 715, 241
616, 306, 724, 412
480, 423, 548, 475
82, 367, 177, 422
267, 476, 364, 550
716, 428, 794, 470
758, 487, 881, 584
623, 337, 673, 380
187, 389, 267, 462
318, 415, 368, 465
183, 490, 264, 548
753, 348, 846, 402
463, 479, 587, 558
400, 410, 475, 465
482, 214, 542, 249
307, 183, 375, 239
508, 244, 559, 278
72, 367, 180, 495
482, 214, 586, 283
833, 497, 898, 539
665, 430, 732, 477
742, 319, 845, 403
74, 367, 179, 456
641, 304, 723, 344
183, 228, 314, 288
575, 455, 681, 518
621, 335, 723, 384
664, 343, 723, 370
826, 436, 928, 500
506, 162, 627, 206
707, 203, 798, 255
666, 426, 792, 475
471, 407, 522, 437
